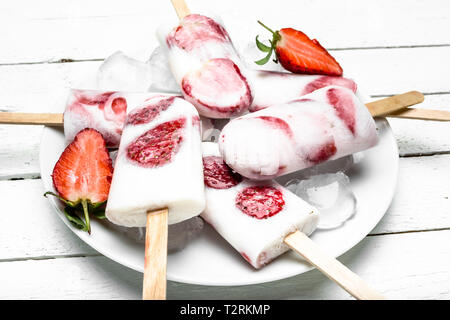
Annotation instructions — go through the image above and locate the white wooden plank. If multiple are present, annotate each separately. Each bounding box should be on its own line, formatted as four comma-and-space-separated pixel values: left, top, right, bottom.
0, 230, 448, 299
386, 94, 450, 156
0, 154, 448, 261
1, 48, 449, 115
0, 179, 97, 261
0, 0, 450, 63
334, 47, 450, 96
373, 154, 450, 234
0, 125, 41, 179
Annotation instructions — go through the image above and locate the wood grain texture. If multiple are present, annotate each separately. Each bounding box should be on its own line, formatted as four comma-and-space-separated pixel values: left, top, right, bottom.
284, 231, 385, 300
366, 91, 424, 117
171, 0, 190, 20
1, 0, 450, 64
0, 113, 63, 126
1, 48, 449, 115
143, 208, 168, 300
388, 108, 450, 121
0, 230, 448, 299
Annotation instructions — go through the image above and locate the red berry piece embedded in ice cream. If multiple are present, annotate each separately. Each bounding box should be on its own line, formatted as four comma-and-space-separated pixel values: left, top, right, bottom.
203, 156, 243, 189
235, 186, 285, 219
126, 118, 186, 167
110, 97, 127, 116
306, 141, 337, 164
182, 58, 253, 118
302, 76, 357, 95
326, 87, 356, 135
74, 91, 116, 107
45, 128, 113, 234
166, 14, 230, 51
126, 96, 175, 126
256, 116, 293, 138
103, 96, 127, 127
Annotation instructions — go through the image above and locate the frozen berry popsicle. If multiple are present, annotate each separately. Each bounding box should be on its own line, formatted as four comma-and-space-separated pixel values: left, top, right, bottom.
105, 94, 205, 227
248, 70, 357, 112
64, 89, 128, 148
219, 86, 378, 180
201, 142, 319, 269
157, 14, 253, 119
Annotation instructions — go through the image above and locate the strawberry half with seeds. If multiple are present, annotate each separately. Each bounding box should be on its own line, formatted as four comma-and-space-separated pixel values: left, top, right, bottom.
44, 128, 113, 234
255, 21, 343, 76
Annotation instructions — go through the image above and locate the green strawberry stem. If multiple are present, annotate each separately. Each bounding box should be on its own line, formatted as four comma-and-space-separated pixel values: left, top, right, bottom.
257, 20, 275, 34
81, 199, 91, 234
255, 20, 281, 66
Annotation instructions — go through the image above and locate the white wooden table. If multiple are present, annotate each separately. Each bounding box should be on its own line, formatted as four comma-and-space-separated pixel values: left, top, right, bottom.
1, 0, 449, 299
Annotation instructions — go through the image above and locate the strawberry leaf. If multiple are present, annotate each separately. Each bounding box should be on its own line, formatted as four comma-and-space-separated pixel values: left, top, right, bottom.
255, 48, 274, 65
255, 36, 271, 52
92, 209, 106, 220
44, 191, 78, 207
63, 206, 88, 231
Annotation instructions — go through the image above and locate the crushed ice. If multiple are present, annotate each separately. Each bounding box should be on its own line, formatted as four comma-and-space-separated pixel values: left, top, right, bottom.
285, 171, 357, 229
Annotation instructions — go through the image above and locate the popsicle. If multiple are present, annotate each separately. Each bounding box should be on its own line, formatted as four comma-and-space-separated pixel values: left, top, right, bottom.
219, 86, 380, 180
64, 89, 128, 147
105, 94, 205, 226
202, 142, 319, 268
248, 70, 357, 112
157, 13, 253, 118
105, 94, 205, 299
201, 142, 384, 299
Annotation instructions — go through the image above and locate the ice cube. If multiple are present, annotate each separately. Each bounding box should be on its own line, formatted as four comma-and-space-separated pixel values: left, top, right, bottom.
147, 46, 181, 93
97, 51, 153, 92
286, 172, 357, 229
167, 217, 204, 252
276, 155, 354, 186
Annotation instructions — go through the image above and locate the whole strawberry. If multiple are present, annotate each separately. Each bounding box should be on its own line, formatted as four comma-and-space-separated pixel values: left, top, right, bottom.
44, 128, 113, 234
255, 21, 343, 76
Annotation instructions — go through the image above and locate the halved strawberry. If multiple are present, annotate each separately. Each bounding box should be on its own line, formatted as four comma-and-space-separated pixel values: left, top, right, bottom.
44, 128, 113, 234
255, 21, 343, 76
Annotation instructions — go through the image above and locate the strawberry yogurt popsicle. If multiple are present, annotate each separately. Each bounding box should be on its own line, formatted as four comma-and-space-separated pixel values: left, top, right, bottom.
105, 95, 205, 226
157, 14, 253, 119
219, 85, 378, 180
248, 70, 357, 112
201, 142, 319, 269
64, 89, 216, 147
64, 89, 128, 148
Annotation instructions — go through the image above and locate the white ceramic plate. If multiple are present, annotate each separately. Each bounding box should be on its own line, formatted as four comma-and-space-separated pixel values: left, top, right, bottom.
40, 110, 398, 286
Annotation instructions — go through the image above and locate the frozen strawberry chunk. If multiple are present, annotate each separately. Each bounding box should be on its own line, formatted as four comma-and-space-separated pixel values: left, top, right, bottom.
126, 118, 186, 167
326, 87, 356, 135
181, 58, 253, 118
126, 96, 175, 126
256, 116, 293, 138
302, 76, 357, 96
306, 141, 337, 164
235, 186, 285, 219
203, 156, 243, 189
166, 14, 230, 51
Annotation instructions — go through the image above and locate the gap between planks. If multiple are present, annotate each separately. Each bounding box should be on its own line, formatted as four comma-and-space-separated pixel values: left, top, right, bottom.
1, 44, 450, 66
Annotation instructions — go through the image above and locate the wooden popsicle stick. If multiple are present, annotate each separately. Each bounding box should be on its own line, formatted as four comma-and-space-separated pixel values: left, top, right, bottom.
284, 230, 385, 300
142, 208, 169, 300
0, 112, 63, 126
366, 91, 424, 117
170, 0, 190, 20
0, 92, 445, 124
387, 108, 450, 121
